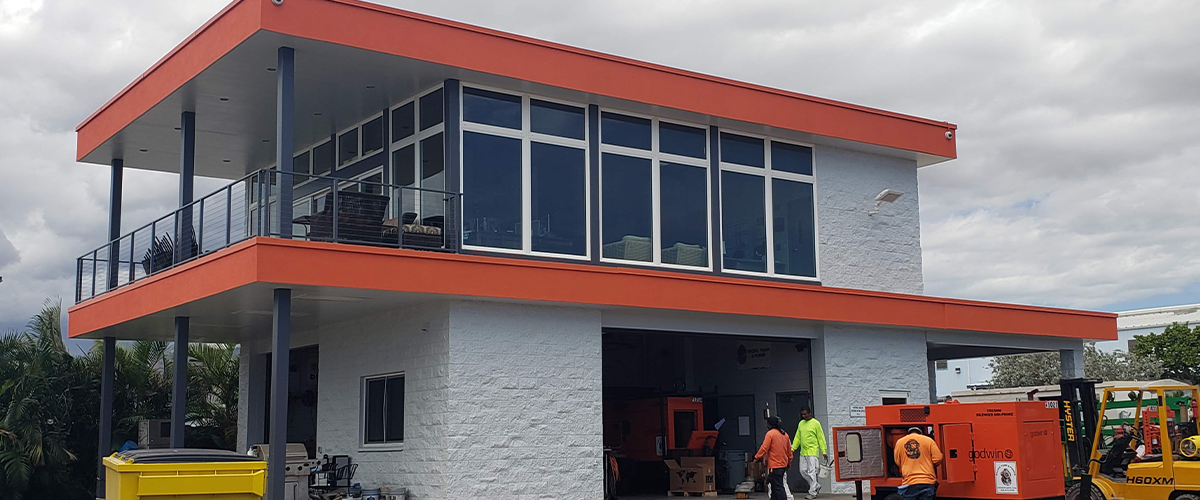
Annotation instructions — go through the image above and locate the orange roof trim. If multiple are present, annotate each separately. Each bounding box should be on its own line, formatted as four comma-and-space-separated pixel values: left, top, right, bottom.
68, 238, 1115, 340
77, 0, 957, 162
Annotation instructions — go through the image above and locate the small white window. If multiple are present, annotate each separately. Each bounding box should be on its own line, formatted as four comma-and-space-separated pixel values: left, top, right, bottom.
363, 373, 404, 445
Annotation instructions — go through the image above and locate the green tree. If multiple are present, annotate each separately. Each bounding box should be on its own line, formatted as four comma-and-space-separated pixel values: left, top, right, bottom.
1132, 322, 1200, 382
988, 344, 1163, 388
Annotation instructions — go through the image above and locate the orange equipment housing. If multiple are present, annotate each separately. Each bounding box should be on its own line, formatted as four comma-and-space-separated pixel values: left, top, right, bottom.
603, 397, 718, 462
835, 401, 1064, 500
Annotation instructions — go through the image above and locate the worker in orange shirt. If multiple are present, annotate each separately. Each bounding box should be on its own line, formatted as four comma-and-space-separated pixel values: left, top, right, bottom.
755, 416, 793, 500
893, 427, 943, 500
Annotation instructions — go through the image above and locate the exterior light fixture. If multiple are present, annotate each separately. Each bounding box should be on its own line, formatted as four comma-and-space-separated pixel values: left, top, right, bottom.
868, 189, 904, 215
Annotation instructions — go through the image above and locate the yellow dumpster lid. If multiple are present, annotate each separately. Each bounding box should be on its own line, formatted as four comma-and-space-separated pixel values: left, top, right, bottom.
111, 448, 262, 464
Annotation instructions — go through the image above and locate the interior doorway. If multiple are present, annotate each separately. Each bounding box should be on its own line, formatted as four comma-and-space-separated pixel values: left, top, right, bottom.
263, 345, 320, 458
775, 391, 812, 492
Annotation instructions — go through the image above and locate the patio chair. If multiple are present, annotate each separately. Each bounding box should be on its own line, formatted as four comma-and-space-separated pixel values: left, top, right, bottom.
306, 191, 390, 244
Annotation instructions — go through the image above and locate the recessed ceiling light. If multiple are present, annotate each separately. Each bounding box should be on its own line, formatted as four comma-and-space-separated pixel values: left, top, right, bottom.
138, 149, 148, 153
219, 97, 229, 102
313, 112, 322, 116
366, 85, 375, 89
222, 159, 231, 163
267, 67, 277, 72
174, 127, 181, 131
262, 139, 270, 143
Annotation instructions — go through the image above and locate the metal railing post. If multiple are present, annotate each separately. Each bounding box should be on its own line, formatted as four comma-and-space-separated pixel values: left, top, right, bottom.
129, 233, 135, 283
172, 210, 181, 265
149, 223, 157, 273
331, 180, 340, 242
196, 198, 204, 254
75, 258, 82, 302
396, 187, 404, 249
226, 186, 232, 246
90, 249, 98, 299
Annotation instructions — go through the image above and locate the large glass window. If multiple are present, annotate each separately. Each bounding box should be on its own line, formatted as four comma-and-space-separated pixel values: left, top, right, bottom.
772, 179, 816, 277
338, 128, 359, 166
601, 153, 653, 261
460, 87, 589, 257
601, 112, 651, 150
464, 87, 521, 129
532, 142, 587, 255
719, 133, 817, 279
363, 373, 404, 445
362, 116, 384, 156
600, 113, 710, 267
463, 131, 522, 250
312, 141, 334, 176
660, 162, 708, 266
721, 171, 766, 272
292, 151, 310, 176
390, 86, 445, 223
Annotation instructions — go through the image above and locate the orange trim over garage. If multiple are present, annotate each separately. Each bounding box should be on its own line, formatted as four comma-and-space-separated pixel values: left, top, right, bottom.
76, 0, 956, 162
69, 238, 1115, 340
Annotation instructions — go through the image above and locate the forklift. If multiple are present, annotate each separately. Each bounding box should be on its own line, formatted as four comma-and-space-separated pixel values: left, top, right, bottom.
1062, 379, 1200, 500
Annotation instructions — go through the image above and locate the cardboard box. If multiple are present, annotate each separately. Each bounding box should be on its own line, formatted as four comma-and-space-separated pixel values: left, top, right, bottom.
665, 457, 716, 492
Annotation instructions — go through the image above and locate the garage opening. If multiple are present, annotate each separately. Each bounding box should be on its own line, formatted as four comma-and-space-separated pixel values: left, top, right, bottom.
603, 330, 814, 496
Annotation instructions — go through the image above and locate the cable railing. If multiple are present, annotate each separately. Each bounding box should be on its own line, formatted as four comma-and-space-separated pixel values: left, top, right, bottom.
76, 169, 460, 303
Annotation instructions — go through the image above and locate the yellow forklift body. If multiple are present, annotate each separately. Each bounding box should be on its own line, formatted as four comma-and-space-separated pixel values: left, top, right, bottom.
1085, 385, 1200, 500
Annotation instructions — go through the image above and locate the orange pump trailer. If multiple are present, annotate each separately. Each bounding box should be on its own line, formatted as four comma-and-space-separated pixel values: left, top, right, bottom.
833, 401, 1066, 500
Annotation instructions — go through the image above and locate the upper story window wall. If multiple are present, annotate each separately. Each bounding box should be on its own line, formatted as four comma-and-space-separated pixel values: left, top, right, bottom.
600, 111, 711, 269
390, 85, 446, 225
719, 131, 817, 279
460, 85, 590, 258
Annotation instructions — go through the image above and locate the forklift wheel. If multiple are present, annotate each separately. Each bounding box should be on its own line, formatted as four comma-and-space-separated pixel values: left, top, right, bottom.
1174, 494, 1200, 500
1066, 483, 1105, 500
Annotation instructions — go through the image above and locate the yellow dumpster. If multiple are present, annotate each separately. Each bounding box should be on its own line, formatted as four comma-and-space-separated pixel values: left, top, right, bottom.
104, 448, 267, 500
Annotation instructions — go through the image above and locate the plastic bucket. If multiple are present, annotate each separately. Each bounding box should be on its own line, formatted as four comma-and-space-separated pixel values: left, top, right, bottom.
818, 461, 832, 479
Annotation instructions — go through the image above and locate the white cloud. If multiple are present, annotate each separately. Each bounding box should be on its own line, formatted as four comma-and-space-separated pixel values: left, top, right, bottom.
0, 0, 1196, 332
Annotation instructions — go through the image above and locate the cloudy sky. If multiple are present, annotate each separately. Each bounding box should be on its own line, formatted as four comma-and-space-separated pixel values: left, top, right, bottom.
0, 0, 1197, 335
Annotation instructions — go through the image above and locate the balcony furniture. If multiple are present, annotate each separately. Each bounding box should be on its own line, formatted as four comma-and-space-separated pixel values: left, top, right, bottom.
602, 235, 653, 261
382, 212, 445, 249
141, 226, 198, 275
296, 191, 390, 244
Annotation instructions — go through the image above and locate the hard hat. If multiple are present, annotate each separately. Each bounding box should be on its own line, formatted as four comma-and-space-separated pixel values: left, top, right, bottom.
1181, 436, 1200, 459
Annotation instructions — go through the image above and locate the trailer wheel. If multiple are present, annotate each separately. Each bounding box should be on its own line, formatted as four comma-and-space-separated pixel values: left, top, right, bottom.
1066, 483, 1105, 500
1173, 494, 1200, 500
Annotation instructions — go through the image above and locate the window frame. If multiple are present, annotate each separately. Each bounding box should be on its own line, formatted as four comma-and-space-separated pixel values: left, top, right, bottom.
389, 85, 447, 220
598, 108, 713, 271
717, 128, 820, 282
458, 83, 592, 261
360, 371, 405, 450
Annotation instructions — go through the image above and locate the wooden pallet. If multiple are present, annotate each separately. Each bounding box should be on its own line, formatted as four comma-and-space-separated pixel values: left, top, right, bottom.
666, 491, 718, 497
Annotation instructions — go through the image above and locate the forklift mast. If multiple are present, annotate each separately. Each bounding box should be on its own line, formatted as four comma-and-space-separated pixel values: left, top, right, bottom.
1059, 378, 1101, 476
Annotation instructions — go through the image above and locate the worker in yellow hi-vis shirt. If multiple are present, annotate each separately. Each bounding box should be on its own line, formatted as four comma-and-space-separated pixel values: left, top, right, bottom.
791, 406, 828, 499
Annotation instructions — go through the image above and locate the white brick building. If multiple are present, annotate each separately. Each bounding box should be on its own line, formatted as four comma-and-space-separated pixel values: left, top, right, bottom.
69, 1, 1117, 498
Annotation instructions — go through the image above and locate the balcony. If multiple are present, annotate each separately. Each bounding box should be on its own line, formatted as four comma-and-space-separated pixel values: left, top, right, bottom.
75, 169, 459, 302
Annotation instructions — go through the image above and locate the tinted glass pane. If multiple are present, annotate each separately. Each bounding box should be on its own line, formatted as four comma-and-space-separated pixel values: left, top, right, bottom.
391, 102, 415, 142
392, 145, 417, 218
361, 172, 383, 196
601, 153, 652, 261
659, 122, 706, 159
313, 141, 334, 176
362, 116, 384, 154
601, 112, 651, 150
720, 133, 764, 167
772, 142, 813, 175
772, 179, 816, 277
292, 151, 310, 176
385, 376, 404, 442
463, 87, 521, 129
338, 128, 359, 165
721, 171, 766, 272
419, 88, 444, 131
531, 99, 585, 140
365, 379, 385, 443
660, 162, 708, 267
531, 142, 586, 256
420, 133, 444, 191
463, 132, 522, 250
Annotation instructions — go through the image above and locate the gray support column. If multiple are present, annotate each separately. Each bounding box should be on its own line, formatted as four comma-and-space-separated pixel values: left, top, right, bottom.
246, 353, 268, 447
276, 47, 295, 239
588, 104, 600, 263
106, 159, 123, 290
171, 317, 189, 448
708, 126, 722, 272
928, 359, 938, 403
96, 336, 115, 497
1061, 344, 1086, 379
443, 79, 461, 250
267, 289, 292, 500
177, 111, 196, 263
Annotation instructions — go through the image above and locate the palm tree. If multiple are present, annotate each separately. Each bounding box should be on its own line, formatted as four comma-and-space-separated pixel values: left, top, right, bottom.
186, 344, 240, 449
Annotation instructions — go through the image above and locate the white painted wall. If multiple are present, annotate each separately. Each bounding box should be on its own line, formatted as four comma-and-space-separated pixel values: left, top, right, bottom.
816, 146, 923, 294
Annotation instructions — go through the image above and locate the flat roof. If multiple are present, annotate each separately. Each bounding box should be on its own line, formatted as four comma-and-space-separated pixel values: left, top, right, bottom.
76, 0, 957, 171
